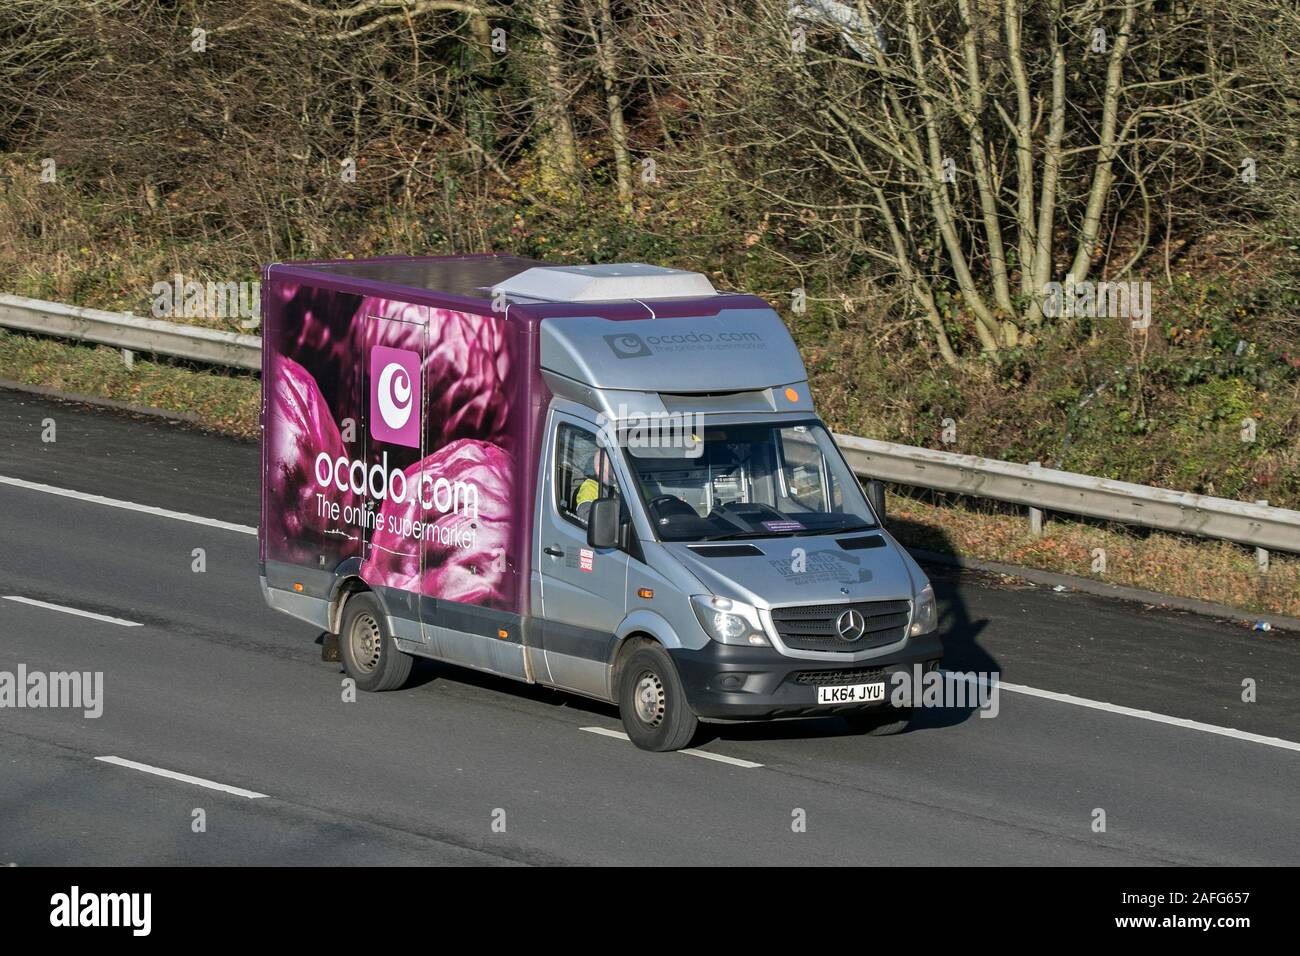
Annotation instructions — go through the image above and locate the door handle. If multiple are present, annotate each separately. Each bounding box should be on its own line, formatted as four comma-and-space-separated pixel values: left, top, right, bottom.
544, 546, 565, 557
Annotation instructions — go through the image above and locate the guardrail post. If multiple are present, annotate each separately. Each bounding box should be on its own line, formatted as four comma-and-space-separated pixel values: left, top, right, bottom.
1255, 500, 1269, 572
1028, 461, 1044, 536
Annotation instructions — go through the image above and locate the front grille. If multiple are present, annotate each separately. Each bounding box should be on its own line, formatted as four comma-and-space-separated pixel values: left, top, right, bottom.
792, 667, 886, 686
770, 599, 910, 652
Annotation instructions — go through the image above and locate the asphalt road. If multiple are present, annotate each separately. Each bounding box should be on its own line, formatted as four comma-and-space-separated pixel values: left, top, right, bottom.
1, 388, 1297, 865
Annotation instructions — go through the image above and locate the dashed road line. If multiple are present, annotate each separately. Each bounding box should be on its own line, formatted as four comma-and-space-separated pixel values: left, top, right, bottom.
4, 595, 142, 627
0, 474, 256, 535
581, 726, 765, 768
95, 756, 268, 799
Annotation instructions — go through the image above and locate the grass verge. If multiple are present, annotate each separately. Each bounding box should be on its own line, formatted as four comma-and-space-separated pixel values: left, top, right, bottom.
0, 330, 259, 439
889, 493, 1299, 620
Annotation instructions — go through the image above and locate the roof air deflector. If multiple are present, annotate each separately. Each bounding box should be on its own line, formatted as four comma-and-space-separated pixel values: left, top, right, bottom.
491, 263, 717, 302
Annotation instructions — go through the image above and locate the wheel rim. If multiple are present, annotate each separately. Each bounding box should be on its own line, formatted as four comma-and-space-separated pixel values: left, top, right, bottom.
348, 612, 383, 674
632, 670, 666, 727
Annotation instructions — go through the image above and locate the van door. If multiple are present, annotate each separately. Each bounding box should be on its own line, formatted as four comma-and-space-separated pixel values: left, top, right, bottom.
360, 310, 429, 650
536, 413, 630, 698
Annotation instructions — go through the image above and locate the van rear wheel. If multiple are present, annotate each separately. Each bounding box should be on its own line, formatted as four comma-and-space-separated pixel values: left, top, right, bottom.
618, 644, 699, 752
339, 592, 413, 692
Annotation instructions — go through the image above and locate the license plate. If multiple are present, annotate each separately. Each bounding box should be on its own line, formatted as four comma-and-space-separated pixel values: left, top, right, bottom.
817, 682, 885, 704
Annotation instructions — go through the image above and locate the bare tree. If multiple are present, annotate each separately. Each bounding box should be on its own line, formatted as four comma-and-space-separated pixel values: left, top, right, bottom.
582, 0, 633, 211
637, 0, 1295, 365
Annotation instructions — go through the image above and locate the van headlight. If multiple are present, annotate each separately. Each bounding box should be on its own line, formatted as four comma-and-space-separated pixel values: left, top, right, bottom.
909, 584, 938, 637
691, 595, 770, 646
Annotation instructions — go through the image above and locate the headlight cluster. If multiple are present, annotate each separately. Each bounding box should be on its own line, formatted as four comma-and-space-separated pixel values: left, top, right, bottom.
691, 595, 771, 646
909, 583, 938, 636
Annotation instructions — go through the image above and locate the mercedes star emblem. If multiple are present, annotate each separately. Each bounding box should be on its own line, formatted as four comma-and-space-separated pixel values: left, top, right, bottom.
835, 608, 866, 642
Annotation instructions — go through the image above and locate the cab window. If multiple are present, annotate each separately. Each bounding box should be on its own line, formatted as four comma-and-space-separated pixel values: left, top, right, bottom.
555, 423, 622, 529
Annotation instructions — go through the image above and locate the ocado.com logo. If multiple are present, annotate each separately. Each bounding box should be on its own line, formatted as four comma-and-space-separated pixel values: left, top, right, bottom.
377, 362, 413, 429
603, 333, 651, 358
370, 346, 420, 447
604, 329, 762, 359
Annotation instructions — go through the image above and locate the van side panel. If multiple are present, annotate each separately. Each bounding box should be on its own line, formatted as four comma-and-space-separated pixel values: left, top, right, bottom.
260, 271, 530, 619
260, 275, 368, 586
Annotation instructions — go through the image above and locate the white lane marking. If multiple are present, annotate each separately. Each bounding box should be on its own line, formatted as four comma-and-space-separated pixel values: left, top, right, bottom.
0, 474, 256, 535
95, 756, 268, 799
4, 595, 142, 627
580, 726, 764, 768
945, 670, 1300, 754
682, 747, 765, 769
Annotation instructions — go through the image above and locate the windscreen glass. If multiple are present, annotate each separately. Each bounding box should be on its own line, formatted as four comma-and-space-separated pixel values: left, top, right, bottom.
623, 422, 877, 542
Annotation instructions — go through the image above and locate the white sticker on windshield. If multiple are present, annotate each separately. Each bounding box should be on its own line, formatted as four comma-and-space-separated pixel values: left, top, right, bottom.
762, 520, 805, 532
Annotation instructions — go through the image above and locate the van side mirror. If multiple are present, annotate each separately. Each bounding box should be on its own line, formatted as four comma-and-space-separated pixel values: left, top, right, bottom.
865, 479, 887, 524
587, 497, 620, 549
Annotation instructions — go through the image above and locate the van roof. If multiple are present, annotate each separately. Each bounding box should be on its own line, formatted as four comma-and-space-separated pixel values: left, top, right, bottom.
278, 254, 722, 304
270, 254, 808, 395
287, 253, 548, 300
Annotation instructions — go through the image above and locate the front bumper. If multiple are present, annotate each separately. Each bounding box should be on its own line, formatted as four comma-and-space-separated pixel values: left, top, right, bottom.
670, 633, 943, 719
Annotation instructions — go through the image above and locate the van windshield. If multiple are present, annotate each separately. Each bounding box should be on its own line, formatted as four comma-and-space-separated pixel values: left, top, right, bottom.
622, 421, 878, 543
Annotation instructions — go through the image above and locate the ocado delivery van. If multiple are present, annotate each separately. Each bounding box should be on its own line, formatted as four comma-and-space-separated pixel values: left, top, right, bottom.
259, 255, 942, 750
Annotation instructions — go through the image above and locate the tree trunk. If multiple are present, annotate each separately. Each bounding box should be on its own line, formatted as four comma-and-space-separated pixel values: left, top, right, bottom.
588, 0, 632, 212
533, 0, 581, 195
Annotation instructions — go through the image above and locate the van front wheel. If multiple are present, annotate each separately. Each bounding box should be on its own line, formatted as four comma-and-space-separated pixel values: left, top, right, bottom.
339, 592, 413, 692
618, 645, 699, 752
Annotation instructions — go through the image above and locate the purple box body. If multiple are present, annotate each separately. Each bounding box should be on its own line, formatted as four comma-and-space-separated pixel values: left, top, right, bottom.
259, 253, 756, 616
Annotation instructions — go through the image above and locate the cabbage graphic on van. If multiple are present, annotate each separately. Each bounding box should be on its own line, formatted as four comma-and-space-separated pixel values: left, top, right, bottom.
262, 281, 521, 610
358, 439, 514, 606
352, 297, 514, 453
263, 351, 359, 565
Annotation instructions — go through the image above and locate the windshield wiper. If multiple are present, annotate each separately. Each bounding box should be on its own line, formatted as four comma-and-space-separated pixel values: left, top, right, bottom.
702, 530, 786, 541
791, 522, 877, 537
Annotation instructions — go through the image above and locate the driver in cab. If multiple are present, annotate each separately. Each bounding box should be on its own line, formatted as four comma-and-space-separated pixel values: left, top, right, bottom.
574, 447, 615, 525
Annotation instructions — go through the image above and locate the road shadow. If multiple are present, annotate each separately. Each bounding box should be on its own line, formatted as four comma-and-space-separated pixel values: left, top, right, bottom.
316, 630, 623, 715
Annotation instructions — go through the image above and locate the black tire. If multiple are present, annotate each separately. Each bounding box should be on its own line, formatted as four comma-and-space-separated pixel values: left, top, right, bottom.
618, 644, 699, 752
338, 592, 413, 692
843, 705, 912, 737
